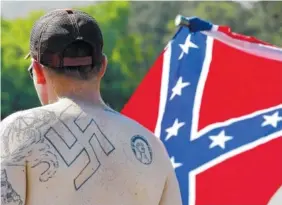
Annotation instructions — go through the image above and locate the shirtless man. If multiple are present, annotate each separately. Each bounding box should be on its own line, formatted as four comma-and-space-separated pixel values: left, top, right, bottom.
0, 9, 182, 205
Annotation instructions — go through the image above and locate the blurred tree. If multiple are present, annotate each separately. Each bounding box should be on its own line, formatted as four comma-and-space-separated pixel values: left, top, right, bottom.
245, 1, 282, 46
128, 1, 188, 70
1, 11, 45, 119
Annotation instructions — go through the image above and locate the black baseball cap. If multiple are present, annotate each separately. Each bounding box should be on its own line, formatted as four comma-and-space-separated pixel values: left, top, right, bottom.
25, 8, 103, 69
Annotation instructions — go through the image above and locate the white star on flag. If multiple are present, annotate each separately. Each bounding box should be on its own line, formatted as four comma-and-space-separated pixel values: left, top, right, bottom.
261, 111, 282, 128
170, 77, 190, 100
209, 130, 233, 149
178, 34, 199, 60
165, 118, 185, 141
170, 156, 183, 169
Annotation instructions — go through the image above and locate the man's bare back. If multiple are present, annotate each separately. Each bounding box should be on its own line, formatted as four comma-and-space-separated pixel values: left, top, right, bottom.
1, 98, 182, 205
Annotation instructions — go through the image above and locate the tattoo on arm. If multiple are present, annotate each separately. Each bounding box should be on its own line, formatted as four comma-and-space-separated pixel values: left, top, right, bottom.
1, 169, 23, 205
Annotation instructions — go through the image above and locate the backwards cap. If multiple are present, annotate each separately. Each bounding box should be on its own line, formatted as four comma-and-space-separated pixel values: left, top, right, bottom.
26, 9, 103, 69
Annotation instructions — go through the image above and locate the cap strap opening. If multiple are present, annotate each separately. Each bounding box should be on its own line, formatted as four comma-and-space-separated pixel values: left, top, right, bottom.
64, 9, 73, 14
63, 56, 92, 66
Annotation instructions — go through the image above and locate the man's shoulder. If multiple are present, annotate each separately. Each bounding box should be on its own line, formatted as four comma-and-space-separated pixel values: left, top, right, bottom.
111, 111, 150, 132
114, 112, 166, 148
116, 113, 172, 170
0, 106, 58, 160
1, 106, 57, 130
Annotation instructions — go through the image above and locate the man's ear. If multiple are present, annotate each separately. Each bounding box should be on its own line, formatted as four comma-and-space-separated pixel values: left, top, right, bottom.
98, 54, 108, 78
33, 60, 46, 84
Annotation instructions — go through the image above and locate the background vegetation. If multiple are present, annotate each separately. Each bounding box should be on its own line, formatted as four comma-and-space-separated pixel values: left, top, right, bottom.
1, 1, 281, 119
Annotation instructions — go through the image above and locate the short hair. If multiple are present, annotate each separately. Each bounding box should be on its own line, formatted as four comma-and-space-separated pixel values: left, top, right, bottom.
46, 40, 102, 80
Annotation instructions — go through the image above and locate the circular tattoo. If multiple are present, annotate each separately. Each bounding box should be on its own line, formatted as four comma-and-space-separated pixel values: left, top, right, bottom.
131, 135, 153, 165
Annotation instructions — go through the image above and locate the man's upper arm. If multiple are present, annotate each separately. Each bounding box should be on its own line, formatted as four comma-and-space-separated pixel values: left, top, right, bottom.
1, 113, 27, 205
1, 162, 26, 205
156, 138, 182, 205
159, 163, 182, 205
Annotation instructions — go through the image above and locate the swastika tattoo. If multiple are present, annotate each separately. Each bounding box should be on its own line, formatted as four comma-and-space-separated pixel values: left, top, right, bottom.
44, 104, 115, 190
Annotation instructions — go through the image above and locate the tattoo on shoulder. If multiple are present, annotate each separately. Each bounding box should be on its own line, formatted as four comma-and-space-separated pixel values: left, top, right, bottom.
1, 105, 116, 191
1, 109, 59, 182
131, 135, 153, 165
1, 169, 23, 205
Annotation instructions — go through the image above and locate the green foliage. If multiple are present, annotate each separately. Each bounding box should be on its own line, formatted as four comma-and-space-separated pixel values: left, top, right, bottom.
1, 11, 45, 119
1, 2, 281, 118
245, 2, 282, 46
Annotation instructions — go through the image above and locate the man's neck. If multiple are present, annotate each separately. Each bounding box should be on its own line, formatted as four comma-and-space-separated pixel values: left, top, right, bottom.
48, 78, 104, 107
59, 93, 105, 107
